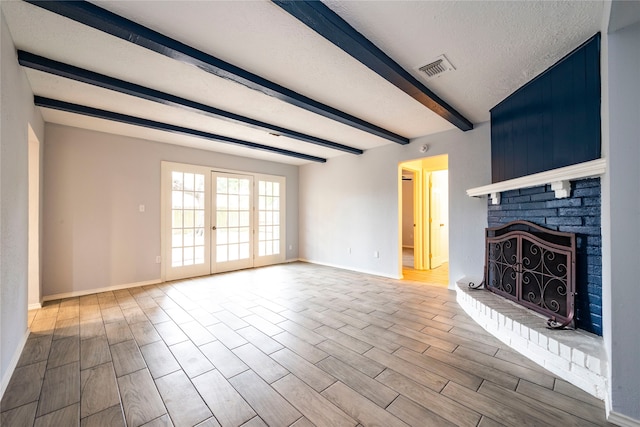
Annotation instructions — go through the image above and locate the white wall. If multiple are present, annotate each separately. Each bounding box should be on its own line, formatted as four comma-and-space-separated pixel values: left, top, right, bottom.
42, 124, 299, 298
299, 122, 490, 286
0, 11, 45, 395
603, 19, 640, 422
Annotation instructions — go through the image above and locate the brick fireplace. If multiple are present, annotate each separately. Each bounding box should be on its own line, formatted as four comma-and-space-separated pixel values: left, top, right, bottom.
487, 177, 602, 335
459, 33, 608, 401
462, 160, 607, 400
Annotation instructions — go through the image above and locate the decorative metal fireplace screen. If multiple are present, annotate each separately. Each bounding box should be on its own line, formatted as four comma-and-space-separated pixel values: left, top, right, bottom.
482, 221, 576, 329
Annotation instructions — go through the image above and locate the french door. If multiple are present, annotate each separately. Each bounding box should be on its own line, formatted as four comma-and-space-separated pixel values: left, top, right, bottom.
164, 164, 212, 281
254, 178, 285, 267
162, 162, 285, 281
212, 172, 253, 273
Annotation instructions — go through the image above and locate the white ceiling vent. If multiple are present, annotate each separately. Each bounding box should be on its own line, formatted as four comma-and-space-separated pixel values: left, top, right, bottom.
419, 55, 455, 79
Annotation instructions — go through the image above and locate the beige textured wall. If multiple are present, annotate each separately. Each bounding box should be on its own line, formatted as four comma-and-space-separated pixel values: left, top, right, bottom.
1, 11, 45, 395
299, 123, 490, 283
42, 124, 299, 297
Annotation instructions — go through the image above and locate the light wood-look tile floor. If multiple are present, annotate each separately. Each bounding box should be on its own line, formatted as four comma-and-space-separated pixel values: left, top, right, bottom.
402, 248, 449, 286
402, 263, 449, 287
1, 262, 611, 426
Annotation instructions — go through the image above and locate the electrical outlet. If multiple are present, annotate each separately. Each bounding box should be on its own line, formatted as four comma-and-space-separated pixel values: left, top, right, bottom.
289, 245, 293, 251
348, 247, 352, 254
139, 204, 145, 212
155, 256, 161, 264
373, 251, 379, 258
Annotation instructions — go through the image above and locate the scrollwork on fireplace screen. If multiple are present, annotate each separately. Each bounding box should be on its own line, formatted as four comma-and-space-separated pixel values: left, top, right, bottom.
483, 220, 576, 329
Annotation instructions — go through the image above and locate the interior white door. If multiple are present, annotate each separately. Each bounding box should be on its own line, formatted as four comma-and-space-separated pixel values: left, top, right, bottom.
429, 170, 449, 268
212, 172, 254, 273
162, 163, 211, 281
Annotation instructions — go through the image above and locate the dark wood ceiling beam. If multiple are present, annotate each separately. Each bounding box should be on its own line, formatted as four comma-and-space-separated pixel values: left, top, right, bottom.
25, 0, 409, 145
35, 96, 327, 163
273, 0, 474, 132
19, 51, 362, 155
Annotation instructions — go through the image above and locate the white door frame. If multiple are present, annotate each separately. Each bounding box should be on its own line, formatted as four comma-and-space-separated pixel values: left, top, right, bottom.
399, 156, 449, 276
400, 164, 427, 270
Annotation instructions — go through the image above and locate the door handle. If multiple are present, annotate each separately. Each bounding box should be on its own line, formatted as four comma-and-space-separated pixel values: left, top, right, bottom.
212, 226, 217, 230
440, 224, 445, 227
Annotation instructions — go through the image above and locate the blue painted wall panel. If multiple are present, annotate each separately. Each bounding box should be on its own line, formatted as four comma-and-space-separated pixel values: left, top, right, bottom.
490, 34, 601, 183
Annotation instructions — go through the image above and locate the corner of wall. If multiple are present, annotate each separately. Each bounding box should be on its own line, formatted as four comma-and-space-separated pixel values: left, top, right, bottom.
602, 15, 640, 423
598, 24, 614, 407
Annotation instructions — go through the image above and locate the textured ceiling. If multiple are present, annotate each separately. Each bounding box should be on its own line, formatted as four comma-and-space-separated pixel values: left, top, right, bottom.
325, 0, 605, 124
2, 0, 605, 165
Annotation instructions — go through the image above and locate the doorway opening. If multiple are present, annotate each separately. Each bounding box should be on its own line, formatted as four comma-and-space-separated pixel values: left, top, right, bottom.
28, 125, 41, 309
399, 155, 449, 285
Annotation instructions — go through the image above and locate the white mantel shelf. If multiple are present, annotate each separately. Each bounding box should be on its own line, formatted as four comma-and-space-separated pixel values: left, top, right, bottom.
466, 158, 607, 204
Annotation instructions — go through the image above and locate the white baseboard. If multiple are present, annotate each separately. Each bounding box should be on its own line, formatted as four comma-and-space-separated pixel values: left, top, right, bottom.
607, 393, 640, 427
608, 411, 640, 427
298, 258, 402, 280
42, 279, 162, 302
28, 302, 42, 310
42, 264, 314, 302
1, 329, 30, 400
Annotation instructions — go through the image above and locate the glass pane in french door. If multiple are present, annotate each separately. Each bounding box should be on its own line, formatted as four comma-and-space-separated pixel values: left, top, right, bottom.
213, 173, 253, 272
172, 171, 207, 267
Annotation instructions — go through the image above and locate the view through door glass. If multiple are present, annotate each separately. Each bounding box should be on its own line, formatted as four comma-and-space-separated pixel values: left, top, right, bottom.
258, 180, 280, 257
